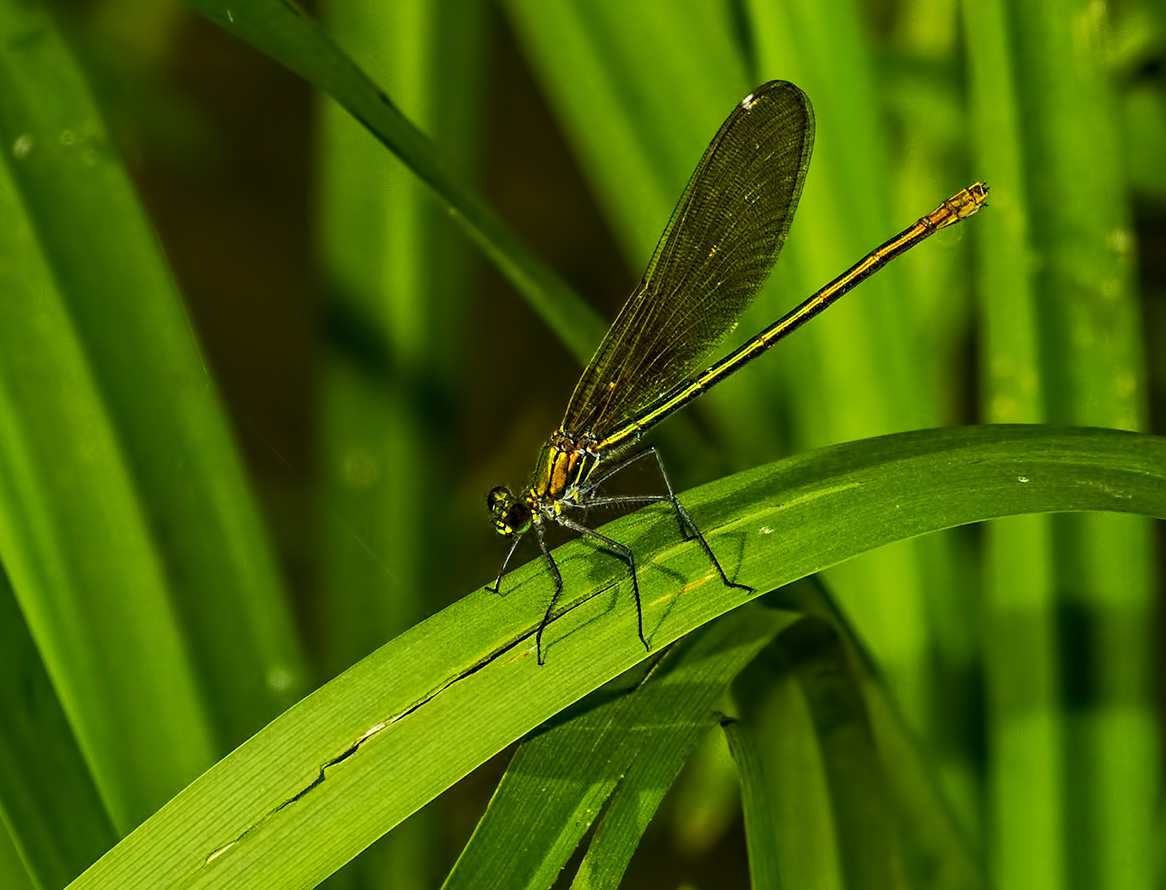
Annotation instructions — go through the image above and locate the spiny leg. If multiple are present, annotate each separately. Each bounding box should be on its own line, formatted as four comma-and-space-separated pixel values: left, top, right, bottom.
485, 533, 524, 596
581, 447, 752, 594
664, 492, 753, 594
485, 523, 572, 664
553, 512, 647, 655
581, 446, 690, 539
531, 522, 564, 666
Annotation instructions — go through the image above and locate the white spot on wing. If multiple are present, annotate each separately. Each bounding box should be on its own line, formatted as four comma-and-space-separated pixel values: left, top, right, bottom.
741, 93, 756, 110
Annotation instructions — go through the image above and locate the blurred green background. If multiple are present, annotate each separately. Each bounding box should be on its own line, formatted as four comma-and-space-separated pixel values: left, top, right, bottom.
0, 0, 1164, 887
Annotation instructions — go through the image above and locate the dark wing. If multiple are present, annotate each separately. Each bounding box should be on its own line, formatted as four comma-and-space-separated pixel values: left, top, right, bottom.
561, 80, 814, 437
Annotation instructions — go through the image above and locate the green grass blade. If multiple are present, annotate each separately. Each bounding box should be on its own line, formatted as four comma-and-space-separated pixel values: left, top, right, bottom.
443, 603, 794, 890
663, 719, 743, 864
503, 0, 749, 265
789, 578, 986, 890
61, 426, 1166, 890
747, 618, 902, 890
567, 604, 796, 890
747, 0, 930, 442
440, 667, 639, 890
315, 0, 485, 699
315, 0, 488, 885
744, 8, 981, 809
728, 636, 843, 890
962, 0, 1061, 884
0, 44, 216, 834
786, 619, 900, 890
179, 0, 603, 363
0, 823, 35, 890
0, 0, 305, 770
1006, 2, 1155, 887
0, 568, 116, 889
721, 720, 786, 890
883, 1, 982, 828
730, 581, 984, 890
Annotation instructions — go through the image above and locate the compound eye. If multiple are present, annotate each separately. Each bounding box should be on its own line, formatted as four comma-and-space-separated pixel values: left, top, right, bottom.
488, 486, 531, 536
487, 486, 512, 512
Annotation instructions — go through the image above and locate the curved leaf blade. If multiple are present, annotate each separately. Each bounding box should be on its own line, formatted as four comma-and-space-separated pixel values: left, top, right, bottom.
65, 425, 1166, 890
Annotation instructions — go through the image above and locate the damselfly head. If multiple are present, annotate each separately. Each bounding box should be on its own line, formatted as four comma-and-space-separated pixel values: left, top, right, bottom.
487, 486, 532, 537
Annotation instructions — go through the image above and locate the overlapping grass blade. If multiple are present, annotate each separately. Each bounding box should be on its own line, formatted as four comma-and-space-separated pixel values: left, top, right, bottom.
315, 1, 489, 885
62, 426, 1166, 890
0, 568, 116, 888
442, 603, 795, 890
0, 0, 304, 796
